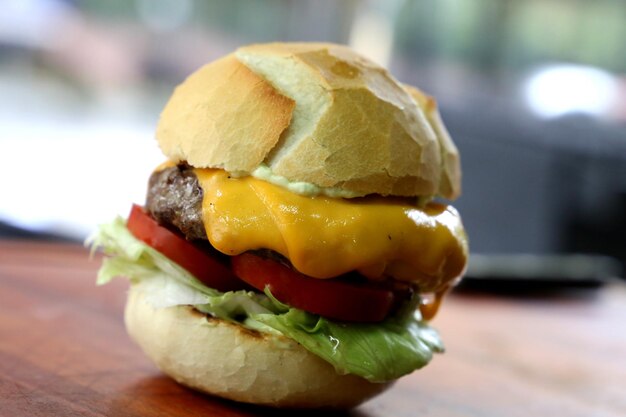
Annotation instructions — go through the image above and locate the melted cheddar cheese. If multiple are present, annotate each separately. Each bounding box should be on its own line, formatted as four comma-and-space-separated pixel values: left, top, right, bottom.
195, 169, 468, 292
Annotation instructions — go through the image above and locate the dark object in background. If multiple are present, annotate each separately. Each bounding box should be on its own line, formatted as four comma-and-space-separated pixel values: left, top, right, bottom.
446, 101, 626, 280
461, 254, 622, 294
566, 192, 626, 277
0, 221, 74, 242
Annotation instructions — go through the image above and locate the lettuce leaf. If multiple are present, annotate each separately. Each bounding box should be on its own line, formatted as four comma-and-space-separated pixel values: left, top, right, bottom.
254, 295, 443, 382
88, 218, 279, 319
88, 217, 444, 382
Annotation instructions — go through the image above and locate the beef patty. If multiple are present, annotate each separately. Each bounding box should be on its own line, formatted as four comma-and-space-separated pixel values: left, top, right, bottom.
146, 164, 207, 240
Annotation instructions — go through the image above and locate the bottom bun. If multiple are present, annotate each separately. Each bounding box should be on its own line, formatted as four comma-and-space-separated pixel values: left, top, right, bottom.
124, 286, 392, 408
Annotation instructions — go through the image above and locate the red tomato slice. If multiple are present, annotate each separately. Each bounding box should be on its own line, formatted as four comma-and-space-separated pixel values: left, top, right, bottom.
127, 204, 244, 292
232, 252, 396, 322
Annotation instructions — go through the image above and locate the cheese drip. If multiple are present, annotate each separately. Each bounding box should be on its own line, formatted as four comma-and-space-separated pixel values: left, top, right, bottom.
195, 169, 468, 292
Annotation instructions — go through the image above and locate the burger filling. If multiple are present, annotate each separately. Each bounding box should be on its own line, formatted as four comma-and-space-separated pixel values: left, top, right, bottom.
89, 163, 468, 383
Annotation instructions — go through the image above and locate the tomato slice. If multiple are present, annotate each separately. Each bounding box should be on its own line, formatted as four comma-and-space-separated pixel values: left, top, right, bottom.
232, 252, 397, 323
127, 204, 244, 292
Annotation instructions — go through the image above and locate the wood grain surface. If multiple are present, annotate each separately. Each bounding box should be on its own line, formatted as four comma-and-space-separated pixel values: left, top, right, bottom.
0, 240, 624, 417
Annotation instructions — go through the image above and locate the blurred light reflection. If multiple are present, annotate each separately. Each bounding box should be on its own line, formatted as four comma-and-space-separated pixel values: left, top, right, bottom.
524, 64, 618, 118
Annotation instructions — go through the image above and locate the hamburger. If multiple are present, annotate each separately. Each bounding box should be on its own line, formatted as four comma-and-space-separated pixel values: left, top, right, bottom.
90, 42, 468, 408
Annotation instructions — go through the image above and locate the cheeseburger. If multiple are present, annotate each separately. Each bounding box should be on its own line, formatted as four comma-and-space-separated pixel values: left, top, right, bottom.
91, 42, 468, 408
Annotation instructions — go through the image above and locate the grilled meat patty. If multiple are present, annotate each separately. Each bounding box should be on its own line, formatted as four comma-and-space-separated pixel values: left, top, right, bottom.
146, 164, 207, 240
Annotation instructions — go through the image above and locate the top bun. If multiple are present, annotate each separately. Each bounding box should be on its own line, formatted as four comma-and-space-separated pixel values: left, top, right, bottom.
157, 42, 460, 199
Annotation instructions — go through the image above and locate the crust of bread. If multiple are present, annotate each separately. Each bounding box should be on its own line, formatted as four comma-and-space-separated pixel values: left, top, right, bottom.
404, 85, 461, 199
156, 42, 461, 198
124, 287, 392, 409
156, 54, 295, 172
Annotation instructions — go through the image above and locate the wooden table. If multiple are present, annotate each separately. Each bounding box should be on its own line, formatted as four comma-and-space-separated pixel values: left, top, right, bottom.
1, 241, 624, 417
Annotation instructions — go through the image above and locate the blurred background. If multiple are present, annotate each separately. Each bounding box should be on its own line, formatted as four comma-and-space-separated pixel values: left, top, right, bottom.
1, 0, 625, 282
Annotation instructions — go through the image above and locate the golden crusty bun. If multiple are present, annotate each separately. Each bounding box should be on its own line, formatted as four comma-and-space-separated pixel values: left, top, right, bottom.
125, 287, 392, 409
157, 42, 460, 199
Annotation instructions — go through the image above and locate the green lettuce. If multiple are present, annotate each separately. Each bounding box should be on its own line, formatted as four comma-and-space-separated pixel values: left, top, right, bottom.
88, 217, 444, 382
253, 292, 443, 382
